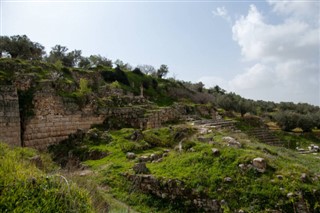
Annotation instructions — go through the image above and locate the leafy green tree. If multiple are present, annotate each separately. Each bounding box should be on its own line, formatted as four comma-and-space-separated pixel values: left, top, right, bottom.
217, 95, 233, 111
297, 114, 314, 132
64, 50, 82, 67
157, 64, 169, 79
89, 55, 112, 68
237, 99, 254, 117
78, 56, 91, 69
209, 85, 226, 95
0, 35, 44, 60
275, 111, 299, 131
47, 45, 82, 67
47, 45, 68, 64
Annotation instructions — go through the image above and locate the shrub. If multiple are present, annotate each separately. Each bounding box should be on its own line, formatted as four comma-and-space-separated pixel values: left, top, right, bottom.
0, 143, 94, 212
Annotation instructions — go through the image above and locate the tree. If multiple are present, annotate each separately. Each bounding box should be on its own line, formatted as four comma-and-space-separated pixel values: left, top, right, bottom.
157, 64, 169, 79
137, 64, 156, 75
236, 99, 254, 117
274, 111, 299, 131
195, 82, 205, 93
89, 55, 112, 68
64, 50, 82, 67
47, 45, 68, 64
78, 56, 91, 69
297, 114, 314, 132
0, 35, 45, 60
209, 85, 226, 95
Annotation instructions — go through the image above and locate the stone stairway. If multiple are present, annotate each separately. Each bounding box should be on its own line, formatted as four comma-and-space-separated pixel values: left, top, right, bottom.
193, 119, 236, 129
249, 128, 284, 147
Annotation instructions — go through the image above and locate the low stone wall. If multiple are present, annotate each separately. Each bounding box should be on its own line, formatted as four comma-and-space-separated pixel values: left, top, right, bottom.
145, 105, 186, 129
126, 174, 222, 212
0, 86, 21, 146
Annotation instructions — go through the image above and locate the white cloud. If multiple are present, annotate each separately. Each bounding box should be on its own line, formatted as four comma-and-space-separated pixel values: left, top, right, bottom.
212, 6, 231, 23
229, 63, 275, 90
267, 0, 320, 21
228, 2, 320, 105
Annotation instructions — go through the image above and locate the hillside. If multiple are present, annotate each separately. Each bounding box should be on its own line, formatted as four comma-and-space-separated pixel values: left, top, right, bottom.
0, 52, 320, 212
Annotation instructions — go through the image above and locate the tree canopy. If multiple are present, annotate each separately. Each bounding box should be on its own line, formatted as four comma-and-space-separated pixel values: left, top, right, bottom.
0, 35, 45, 60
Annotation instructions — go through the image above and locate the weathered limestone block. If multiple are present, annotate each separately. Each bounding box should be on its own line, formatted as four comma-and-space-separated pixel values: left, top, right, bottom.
0, 85, 21, 146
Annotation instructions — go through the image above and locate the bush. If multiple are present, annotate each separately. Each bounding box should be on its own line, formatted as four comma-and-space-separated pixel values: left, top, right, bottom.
0, 143, 94, 212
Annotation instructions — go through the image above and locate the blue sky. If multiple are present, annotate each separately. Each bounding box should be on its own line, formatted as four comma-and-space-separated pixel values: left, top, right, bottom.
1, 0, 319, 105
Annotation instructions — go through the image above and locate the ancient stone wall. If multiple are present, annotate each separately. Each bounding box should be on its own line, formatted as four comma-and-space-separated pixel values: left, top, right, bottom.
0, 85, 21, 146
22, 85, 105, 149
0, 82, 217, 149
145, 104, 186, 129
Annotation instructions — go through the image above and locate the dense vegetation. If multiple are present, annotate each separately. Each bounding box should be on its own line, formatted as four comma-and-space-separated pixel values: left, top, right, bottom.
0, 143, 94, 212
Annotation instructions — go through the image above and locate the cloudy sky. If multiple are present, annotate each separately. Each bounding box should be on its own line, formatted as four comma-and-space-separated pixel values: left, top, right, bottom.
1, 0, 319, 105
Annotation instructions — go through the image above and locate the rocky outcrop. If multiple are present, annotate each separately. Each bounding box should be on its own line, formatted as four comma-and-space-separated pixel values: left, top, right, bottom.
125, 174, 222, 212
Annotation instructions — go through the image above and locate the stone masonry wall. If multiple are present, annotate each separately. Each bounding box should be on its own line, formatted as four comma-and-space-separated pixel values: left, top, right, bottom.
0, 85, 21, 146
23, 86, 105, 150
1, 83, 217, 149
145, 104, 187, 129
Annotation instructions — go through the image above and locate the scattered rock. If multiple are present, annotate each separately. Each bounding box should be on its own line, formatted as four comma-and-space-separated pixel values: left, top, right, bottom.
211, 148, 220, 156
130, 130, 144, 141
224, 177, 232, 182
139, 155, 150, 162
126, 152, 136, 159
150, 153, 162, 161
287, 192, 294, 198
276, 175, 284, 180
152, 158, 163, 163
252, 157, 267, 173
133, 162, 150, 174
301, 173, 308, 182
222, 136, 241, 148
79, 170, 93, 177
162, 153, 168, 157
188, 147, 196, 152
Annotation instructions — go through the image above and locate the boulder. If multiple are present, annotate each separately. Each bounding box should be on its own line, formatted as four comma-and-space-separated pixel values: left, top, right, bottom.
139, 155, 151, 162
222, 136, 241, 148
301, 173, 308, 182
211, 148, 220, 156
133, 162, 150, 174
224, 177, 232, 182
126, 152, 136, 160
252, 157, 267, 173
